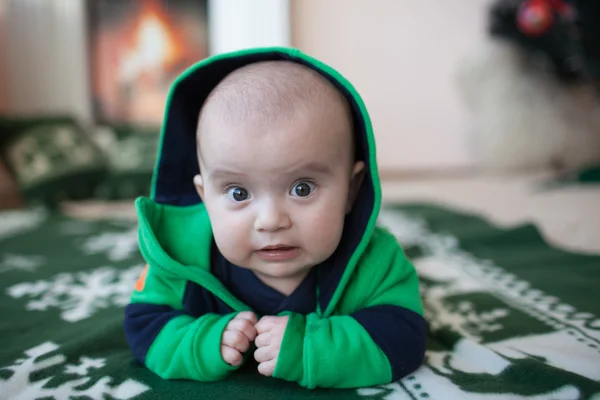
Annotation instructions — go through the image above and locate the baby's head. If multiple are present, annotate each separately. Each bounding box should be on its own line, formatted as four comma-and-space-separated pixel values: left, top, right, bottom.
193, 61, 364, 293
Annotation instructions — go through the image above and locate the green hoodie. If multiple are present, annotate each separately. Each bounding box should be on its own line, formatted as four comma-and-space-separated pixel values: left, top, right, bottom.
124, 47, 425, 389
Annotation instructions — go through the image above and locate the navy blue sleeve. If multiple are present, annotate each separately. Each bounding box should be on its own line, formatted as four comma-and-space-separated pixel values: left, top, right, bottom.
123, 281, 234, 365
123, 303, 185, 364
352, 305, 427, 381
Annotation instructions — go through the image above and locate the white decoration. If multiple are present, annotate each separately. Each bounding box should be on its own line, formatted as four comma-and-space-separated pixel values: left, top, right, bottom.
82, 227, 139, 262
0, 342, 149, 399
7, 264, 143, 322
0, 209, 47, 241
0, 254, 44, 273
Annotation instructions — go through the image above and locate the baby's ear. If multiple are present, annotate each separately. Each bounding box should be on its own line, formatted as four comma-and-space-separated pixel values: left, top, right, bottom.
193, 174, 205, 201
346, 161, 365, 213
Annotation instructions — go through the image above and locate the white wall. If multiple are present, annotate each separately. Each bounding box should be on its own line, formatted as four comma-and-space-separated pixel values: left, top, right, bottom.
208, 0, 290, 54
292, 0, 491, 171
2, 0, 92, 123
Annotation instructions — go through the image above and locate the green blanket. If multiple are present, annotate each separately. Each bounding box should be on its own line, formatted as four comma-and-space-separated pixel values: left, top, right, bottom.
1, 204, 599, 399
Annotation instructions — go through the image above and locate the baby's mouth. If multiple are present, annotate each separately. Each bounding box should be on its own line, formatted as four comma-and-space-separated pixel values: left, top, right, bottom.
256, 245, 300, 261
261, 244, 293, 250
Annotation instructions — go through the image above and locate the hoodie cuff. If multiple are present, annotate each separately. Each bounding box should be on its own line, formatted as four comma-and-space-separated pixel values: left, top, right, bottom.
205, 312, 241, 377
273, 312, 306, 383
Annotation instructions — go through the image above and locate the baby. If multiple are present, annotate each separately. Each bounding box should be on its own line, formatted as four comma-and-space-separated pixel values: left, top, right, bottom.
124, 48, 426, 389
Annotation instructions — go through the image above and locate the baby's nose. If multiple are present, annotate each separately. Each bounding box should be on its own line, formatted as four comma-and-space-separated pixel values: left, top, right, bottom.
254, 201, 291, 232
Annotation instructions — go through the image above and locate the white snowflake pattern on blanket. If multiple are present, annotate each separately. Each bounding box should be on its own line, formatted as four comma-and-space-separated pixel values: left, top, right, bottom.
6, 264, 143, 322
0, 208, 47, 241
0, 342, 149, 400
0, 254, 44, 273
82, 227, 139, 261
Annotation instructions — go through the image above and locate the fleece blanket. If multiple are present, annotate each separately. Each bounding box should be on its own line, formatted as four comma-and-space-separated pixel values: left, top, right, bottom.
0, 203, 598, 400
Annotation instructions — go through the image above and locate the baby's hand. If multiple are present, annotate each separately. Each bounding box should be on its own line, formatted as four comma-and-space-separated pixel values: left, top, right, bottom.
254, 315, 290, 376
221, 311, 258, 367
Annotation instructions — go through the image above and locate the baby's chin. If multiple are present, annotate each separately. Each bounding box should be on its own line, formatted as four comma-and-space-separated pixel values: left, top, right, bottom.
247, 261, 317, 295
231, 255, 322, 277
245, 260, 317, 277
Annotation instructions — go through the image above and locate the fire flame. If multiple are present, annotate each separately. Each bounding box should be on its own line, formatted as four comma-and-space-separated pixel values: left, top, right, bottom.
119, 0, 182, 83
92, 0, 206, 124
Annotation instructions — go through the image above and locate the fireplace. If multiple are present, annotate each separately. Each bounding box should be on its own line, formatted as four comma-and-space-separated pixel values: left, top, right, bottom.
88, 0, 209, 126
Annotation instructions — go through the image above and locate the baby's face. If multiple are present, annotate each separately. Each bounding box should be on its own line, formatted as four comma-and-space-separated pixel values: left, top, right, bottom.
195, 109, 363, 293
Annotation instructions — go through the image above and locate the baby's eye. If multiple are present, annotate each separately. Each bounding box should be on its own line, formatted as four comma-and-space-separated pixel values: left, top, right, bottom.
226, 186, 250, 202
290, 181, 315, 197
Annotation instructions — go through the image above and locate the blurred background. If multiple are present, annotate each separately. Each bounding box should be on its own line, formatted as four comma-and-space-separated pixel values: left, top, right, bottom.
0, 0, 599, 210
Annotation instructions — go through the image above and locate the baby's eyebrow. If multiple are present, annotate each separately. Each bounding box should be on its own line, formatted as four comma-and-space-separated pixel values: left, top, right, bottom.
208, 170, 247, 180
293, 162, 332, 175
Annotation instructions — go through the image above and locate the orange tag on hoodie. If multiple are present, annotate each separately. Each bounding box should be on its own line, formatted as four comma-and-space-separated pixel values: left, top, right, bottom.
134, 264, 149, 292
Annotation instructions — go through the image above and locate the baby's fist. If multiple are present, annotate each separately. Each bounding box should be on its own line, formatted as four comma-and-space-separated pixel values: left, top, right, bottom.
221, 311, 258, 366
254, 315, 289, 376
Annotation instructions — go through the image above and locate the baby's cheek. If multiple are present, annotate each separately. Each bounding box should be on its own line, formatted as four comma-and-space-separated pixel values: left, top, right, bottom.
305, 209, 345, 256
211, 212, 251, 262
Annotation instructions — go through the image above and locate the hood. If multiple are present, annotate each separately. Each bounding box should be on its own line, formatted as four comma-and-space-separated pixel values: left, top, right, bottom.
147, 47, 381, 317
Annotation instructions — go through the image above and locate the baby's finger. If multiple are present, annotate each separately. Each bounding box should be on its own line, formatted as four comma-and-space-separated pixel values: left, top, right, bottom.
221, 345, 243, 366
235, 311, 258, 325
222, 330, 250, 353
253, 344, 276, 363
258, 359, 277, 377
227, 318, 257, 342
254, 332, 271, 348
255, 316, 277, 334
